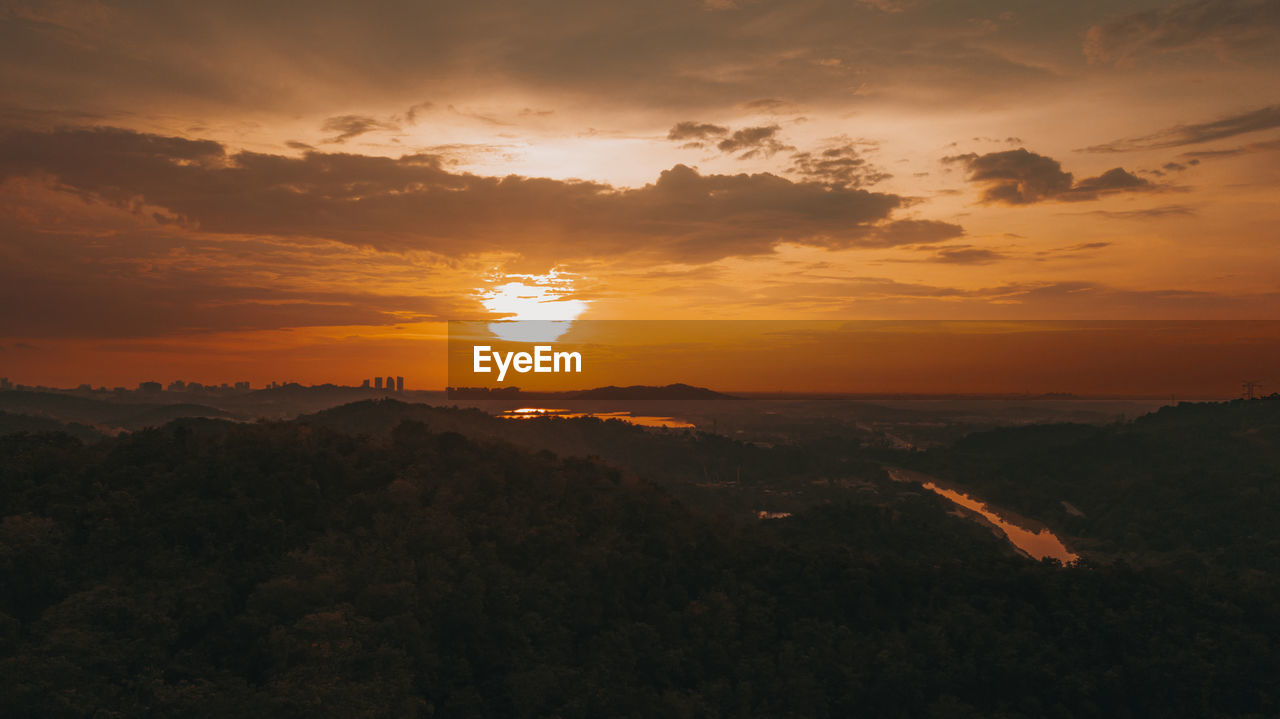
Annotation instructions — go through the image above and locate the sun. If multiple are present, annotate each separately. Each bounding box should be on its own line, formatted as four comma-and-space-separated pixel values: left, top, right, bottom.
477, 269, 590, 341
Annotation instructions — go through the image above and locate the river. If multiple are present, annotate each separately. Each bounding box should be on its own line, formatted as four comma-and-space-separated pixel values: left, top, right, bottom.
887, 468, 1079, 564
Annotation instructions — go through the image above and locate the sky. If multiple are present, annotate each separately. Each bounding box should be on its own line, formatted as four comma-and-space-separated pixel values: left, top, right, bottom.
1, 0, 1278, 389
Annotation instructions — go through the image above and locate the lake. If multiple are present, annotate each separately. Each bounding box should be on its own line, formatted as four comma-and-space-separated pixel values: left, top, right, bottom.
498, 407, 694, 428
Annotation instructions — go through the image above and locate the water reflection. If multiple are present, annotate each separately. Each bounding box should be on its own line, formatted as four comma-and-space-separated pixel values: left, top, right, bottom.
498, 407, 694, 429
889, 469, 1078, 563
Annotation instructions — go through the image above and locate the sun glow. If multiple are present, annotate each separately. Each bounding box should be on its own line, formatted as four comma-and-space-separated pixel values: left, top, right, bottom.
477, 269, 590, 341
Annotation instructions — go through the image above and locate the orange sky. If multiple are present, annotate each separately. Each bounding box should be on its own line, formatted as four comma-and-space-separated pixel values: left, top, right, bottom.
1, 1, 1278, 390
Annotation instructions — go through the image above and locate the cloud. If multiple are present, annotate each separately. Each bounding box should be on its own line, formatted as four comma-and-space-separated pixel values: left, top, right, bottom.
1080, 105, 1280, 152
857, 0, 912, 13
928, 246, 1006, 264
744, 277, 1280, 319
666, 121, 729, 148
739, 98, 793, 112
1033, 241, 1113, 260
1080, 205, 1196, 220
867, 219, 963, 246
889, 245, 1007, 264
667, 122, 794, 158
670, 122, 839, 163
1085, 0, 1280, 64
0, 126, 953, 265
715, 125, 795, 159
943, 148, 1157, 204
0, 0, 1093, 130
892, 239, 1112, 266
667, 121, 729, 141
404, 101, 434, 123
0, 223, 472, 338
788, 142, 891, 187
1178, 136, 1280, 159
1070, 167, 1152, 194
320, 114, 399, 143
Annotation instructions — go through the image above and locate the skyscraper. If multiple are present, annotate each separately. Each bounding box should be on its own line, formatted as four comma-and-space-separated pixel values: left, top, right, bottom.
385, 376, 395, 392
374, 377, 383, 390
395, 376, 404, 392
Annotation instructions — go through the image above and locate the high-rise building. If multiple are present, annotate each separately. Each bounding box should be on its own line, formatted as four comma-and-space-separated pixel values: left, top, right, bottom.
385, 376, 395, 392
0, 377, 11, 391
374, 377, 383, 389
361, 379, 370, 388
395, 376, 404, 392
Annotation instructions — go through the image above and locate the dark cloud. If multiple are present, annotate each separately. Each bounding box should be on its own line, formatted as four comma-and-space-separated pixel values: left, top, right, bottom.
889, 245, 1007, 264
1033, 241, 1114, 260
404, 101, 434, 123
0, 126, 952, 265
0, 0, 1147, 127
1144, 161, 1191, 176
667, 121, 729, 140
1080, 105, 1280, 152
788, 142, 891, 187
1181, 148, 1244, 159
867, 219, 963, 246
1178, 136, 1280, 159
746, 278, 1280, 318
740, 98, 793, 112
857, 0, 912, 13
1071, 167, 1151, 194
944, 148, 1156, 204
1081, 205, 1196, 220
929, 246, 1006, 264
0, 224, 470, 338
895, 239, 1111, 265
668, 122, 795, 158
666, 121, 729, 148
285, 140, 314, 150
944, 149, 1071, 203
715, 125, 795, 159
1085, 0, 1280, 64
446, 105, 515, 126
321, 114, 399, 143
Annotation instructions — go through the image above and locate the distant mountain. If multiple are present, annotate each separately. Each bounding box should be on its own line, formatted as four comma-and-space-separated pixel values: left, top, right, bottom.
116, 403, 239, 428
567, 383, 736, 400
0, 390, 236, 431
0, 410, 104, 442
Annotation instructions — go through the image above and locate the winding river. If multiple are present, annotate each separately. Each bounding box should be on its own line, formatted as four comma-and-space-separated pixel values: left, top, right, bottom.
887, 468, 1079, 564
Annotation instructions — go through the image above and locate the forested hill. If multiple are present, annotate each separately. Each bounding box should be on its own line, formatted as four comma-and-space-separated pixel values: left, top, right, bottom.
300, 399, 889, 518
3, 414, 1280, 716
916, 395, 1280, 569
